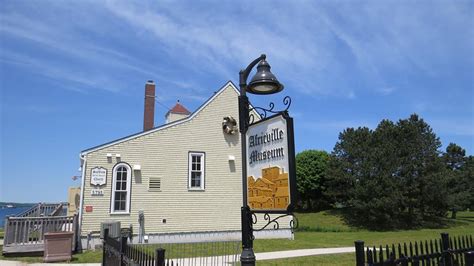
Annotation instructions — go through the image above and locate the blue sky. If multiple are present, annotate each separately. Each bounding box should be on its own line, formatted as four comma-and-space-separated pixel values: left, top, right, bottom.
1, 1, 473, 203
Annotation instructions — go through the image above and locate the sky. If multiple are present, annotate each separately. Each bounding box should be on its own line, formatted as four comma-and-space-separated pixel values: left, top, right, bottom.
1, 1, 473, 203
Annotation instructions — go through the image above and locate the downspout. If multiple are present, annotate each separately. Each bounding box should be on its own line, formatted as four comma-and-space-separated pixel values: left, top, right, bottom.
78, 153, 87, 248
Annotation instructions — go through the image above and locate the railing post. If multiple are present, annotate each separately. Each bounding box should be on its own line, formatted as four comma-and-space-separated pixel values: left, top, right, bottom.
4, 217, 10, 245
441, 232, 453, 266
120, 236, 127, 266
400, 256, 408, 266
73, 214, 78, 251
355, 240, 365, 266
102, 228, 109, 266
155, 248, 165, 266
466, 251, 474, 266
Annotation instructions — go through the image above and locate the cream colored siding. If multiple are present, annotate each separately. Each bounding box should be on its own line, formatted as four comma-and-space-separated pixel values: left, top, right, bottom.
81, 85, 243, 235
166, 112, 189, 123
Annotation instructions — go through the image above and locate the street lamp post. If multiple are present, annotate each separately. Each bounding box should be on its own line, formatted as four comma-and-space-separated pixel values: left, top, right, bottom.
238, 54, 284, 266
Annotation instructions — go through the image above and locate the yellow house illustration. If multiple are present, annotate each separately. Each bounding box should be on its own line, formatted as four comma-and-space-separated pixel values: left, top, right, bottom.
248, 166, 290, 210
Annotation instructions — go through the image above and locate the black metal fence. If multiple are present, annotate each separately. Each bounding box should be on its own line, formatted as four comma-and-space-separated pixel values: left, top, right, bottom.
103, 229, 168, 266
355, 233, 474, 266
137, 240, 240, 265
102, 229, 240, 266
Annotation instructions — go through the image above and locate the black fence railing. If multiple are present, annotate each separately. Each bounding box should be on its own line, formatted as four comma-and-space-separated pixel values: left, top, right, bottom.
355, 233, 474, 266
136, 240, 240, 265
102, 229, 240, 266
103, 229, 168, 266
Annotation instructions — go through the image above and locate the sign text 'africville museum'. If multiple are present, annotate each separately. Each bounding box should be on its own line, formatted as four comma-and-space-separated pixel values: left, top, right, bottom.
246, 113, 296, 212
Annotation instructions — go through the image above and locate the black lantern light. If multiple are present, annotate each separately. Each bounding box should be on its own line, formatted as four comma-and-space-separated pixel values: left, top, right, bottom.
247, 59, 284, 95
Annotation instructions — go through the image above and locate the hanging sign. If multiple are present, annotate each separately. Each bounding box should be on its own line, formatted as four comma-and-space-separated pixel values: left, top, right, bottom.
90, 167, 107, 186
246, 112, 296, 212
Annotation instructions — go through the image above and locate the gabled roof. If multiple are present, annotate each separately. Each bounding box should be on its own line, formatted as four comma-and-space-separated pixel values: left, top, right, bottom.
166, 102, 191, 116
81, 81, 245, 155
249, 196, 273, 203
255, 177, 274, 186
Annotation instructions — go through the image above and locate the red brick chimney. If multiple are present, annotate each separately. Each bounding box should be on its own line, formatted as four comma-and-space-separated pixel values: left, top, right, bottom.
143, 80, 155, 131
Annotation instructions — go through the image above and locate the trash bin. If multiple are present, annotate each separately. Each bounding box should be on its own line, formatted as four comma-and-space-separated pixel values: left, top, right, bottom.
43, 231, 74, 262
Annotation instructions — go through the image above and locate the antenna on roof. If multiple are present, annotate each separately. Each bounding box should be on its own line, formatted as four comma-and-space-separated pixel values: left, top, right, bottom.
155, 98, 172, 112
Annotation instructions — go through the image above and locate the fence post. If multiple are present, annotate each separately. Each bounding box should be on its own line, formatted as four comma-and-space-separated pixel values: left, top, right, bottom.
4, 217, 9, 245
155, 248, 165, 266
120, 236, 127, 266
355, 240, 365, 266
466, 251, 474, 266
441, 232, 453, 266
128, 224, 133, 243
102, 228, 109, 266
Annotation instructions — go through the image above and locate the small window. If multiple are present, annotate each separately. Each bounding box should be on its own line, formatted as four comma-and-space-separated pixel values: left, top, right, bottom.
110, 163, 131, 214
188, 152, 205, 190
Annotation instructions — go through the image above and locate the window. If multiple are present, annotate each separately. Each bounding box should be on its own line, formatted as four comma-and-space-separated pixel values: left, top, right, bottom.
111, 163, 131, 214
188, 152, 205, 190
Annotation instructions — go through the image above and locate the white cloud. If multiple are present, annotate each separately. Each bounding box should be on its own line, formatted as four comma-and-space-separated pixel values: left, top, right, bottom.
0, 12, 169, 93
1, 1, 472, 100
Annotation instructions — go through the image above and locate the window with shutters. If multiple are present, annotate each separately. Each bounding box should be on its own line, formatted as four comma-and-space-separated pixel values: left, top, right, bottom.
110, 163, 131, 214
188, 152, 205, 190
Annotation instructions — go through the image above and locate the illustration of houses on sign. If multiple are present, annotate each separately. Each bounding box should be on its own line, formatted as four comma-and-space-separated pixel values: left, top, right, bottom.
248, 166, 290, 210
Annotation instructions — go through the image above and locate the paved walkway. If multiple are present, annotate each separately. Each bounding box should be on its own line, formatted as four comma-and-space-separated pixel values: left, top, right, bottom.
0, 246, 354, 265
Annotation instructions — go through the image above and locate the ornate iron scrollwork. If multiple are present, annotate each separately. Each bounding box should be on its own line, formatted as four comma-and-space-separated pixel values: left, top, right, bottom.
251, 212, 298, 234
249, 96, 292, 124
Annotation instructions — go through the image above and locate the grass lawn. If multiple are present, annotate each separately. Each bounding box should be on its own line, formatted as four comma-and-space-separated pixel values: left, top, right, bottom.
0, 228, 4, 239
253, 211, 474, 253
0, 211, 472, 264
258, 253, 355, 266
0, 245, 103, 264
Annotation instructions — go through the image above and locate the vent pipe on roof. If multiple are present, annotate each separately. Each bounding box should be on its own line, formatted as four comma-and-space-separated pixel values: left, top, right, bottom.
143, 80, 155, 131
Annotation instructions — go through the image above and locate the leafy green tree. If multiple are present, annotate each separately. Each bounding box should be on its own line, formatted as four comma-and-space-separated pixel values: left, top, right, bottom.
394, 115, 448, 226
326, 114, 449, 229
296, 150, 330, 211
464, 156, 474, 209
325, 126, 374, 207
444, 143, 473, 218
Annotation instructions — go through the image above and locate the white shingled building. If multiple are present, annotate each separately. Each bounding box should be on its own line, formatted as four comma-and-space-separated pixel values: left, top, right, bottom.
78, 81, 291, 248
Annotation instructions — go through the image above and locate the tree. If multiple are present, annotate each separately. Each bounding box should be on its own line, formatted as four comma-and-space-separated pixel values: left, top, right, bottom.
296, 150, 330, 211
444, 143, 473, 218
464, 156, 474, 209
394, 114, 448, 226
326, 114, 449, 229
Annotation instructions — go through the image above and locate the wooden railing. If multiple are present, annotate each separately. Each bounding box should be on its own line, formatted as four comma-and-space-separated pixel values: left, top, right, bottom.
2, 215, 77, 254
15, 202, 68, 218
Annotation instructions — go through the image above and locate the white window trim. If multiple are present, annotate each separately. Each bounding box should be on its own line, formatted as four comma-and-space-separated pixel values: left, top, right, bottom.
110, 163, 132, 214
188, 152, 205, 190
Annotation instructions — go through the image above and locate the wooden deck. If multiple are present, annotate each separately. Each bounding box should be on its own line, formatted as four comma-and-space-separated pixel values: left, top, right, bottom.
3, 243, 45, 254
2, 215, 77, 255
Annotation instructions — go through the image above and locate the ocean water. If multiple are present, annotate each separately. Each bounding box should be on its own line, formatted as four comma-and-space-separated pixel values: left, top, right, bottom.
0, 207, 30, 228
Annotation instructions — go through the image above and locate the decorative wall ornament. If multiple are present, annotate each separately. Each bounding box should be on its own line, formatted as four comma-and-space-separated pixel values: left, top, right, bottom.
222, 116, 238, 135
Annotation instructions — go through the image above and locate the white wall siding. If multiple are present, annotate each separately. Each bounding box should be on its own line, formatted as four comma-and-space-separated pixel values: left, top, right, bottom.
81, 85, 243, 236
